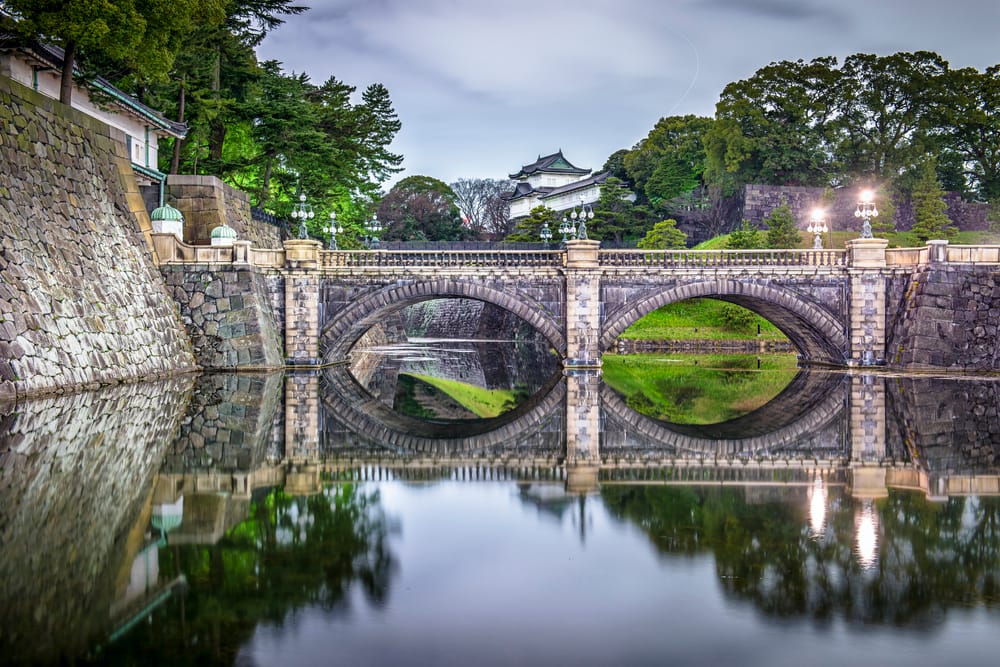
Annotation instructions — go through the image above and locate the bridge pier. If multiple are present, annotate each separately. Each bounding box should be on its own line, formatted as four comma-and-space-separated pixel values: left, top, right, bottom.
565, 369, 601, 494
847, 238, 889, 366
849, 374, 888, 498
285, 371, 320, 462
284, 240, 323, 366
564, 240, 603, 369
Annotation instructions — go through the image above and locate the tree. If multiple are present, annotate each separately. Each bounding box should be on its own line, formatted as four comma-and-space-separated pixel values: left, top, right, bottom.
377, 176, 468, 242
506, 206, 558, 243
450, 178, 513, 239
623, 115, 713, 208
933, 65, 1000, 201
910, 160, 955, 242
588, 177, 645, 243
3, 0, 225, 104
764, 204, 802, 248
831, 51, 947, 181
705, 58, 837, 188
726, 220, 767, 249
637, 219, 687, 249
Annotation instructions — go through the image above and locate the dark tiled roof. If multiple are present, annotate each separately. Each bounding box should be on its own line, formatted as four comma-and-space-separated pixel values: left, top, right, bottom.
501, 181, 553, 202
0, 34, 187, 138
540, 171, 609, 199
509, 150, 590, 180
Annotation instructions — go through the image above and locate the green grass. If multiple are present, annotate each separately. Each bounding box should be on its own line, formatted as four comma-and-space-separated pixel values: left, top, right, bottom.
619, 298, 787, 341
401, 373, 525, 418
602, 353, 800, 424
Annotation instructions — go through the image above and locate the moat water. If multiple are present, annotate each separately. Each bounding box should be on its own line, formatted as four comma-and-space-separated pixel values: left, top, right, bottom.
1, 342, 999, 666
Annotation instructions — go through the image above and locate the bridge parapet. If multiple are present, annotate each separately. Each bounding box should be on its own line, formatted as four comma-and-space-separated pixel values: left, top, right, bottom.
319, 249, 564, 269
600, 248, 847, 268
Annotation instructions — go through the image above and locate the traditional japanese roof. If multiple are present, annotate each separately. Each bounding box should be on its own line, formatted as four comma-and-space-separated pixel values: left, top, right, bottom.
0, 32, 188, 138
500, 181, 553, 202
540, 171, 610, 200
509, 150, 591, 180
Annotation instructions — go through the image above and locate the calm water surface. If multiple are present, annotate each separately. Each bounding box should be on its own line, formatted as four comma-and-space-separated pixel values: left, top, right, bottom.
1, 343, 999, 666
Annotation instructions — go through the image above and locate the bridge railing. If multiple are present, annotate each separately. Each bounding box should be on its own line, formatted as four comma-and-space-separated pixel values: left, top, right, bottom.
319, 249, 565, 269
599, 248, 847, 268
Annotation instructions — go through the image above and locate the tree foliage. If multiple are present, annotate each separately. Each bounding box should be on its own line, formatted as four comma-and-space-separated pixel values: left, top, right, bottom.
377, 176, 468, 242
506, 205, 558, 243
764, 204, 802, 248
726, 220, 767, 249
910, 160, 955, 242
637, 219, 687, 249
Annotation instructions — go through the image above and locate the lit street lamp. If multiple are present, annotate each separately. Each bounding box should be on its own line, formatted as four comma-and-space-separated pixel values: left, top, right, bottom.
854, 189, 878, 239
290, 193, 315, 240
364, 213, 382, 249
807, 207, 828, 249
539, 220, 553, 248
558, 213, 574, 246
327, 211, 342, 250
570, 197, 595, 240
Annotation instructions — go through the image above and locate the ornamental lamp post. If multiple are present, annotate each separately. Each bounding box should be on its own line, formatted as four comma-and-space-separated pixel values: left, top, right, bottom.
539, 220, 553, 247
558, 214, 574, 246
570, 197, 594, 240
364, 213, 382, 249
807, 207, 828, 249
854, 189, 878, 239
327, 211, 343, 250
290, 193, 315, 240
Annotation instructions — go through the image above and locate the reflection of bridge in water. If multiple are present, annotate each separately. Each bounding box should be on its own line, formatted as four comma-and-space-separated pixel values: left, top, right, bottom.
152, 366, 1000, 510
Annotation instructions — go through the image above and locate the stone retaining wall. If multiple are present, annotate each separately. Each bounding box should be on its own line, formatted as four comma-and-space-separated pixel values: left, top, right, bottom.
886, 264, 1000, 370
160, 264, 285, 369
0, 77, 197, 400
166, 175, 285, 248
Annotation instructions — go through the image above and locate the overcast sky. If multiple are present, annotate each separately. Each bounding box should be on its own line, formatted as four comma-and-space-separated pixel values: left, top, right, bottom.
257, 0, 1000, 188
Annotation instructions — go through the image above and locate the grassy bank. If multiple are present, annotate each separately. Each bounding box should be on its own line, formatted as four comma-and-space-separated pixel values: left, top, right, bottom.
619, 299, 787, 341
602, 353, 799, 424
401, 372, 525, 418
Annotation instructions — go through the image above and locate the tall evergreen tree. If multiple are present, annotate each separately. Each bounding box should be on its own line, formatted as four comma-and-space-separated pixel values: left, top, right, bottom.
764, 204, 802, 248
910, 160, 955, 242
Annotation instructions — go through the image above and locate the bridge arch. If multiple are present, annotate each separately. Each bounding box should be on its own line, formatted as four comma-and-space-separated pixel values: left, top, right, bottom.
320, 278, 566, 363
601, 279, 849, 364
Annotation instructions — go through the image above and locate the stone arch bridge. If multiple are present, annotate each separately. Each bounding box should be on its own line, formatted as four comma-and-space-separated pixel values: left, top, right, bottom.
154, 234, 1000, 371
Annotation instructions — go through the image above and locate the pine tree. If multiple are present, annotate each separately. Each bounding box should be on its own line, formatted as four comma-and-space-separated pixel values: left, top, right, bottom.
506, 206, 558, 243
764, 204, 802, 248
637, 219, 688, 249
727, 220, 767, 249
910, 161, 955, 242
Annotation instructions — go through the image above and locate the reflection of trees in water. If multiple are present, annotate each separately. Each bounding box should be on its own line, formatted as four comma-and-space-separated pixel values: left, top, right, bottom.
99, 484, 397, 665
602, 486, 1000, 626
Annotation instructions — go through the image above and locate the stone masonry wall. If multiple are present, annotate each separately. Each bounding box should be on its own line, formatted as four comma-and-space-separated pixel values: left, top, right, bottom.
741, 184, 991, 233
0, 77, 196, 400
886, 265, 1000, 370
160, 264, 284, 369
166, 174, 285, 249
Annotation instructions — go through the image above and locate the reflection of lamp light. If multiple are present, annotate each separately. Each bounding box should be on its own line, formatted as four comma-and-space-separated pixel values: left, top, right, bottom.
854, 499, 879, 569
808, 474, 827, 538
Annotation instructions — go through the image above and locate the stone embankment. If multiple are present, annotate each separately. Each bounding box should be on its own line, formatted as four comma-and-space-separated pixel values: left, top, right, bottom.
887, 265, 1000, 370
0, 77, 196, 400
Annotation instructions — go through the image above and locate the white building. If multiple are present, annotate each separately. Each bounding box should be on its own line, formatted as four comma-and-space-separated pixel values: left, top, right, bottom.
503, 151, 609, 219
0, 38, 186, 195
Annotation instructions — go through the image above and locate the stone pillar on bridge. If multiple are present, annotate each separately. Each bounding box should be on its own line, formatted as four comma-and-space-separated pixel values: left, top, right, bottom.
564, 239, 602, 369
283, 239, 323, 365
846, 238, 889, 366
285, 370, 320, 463
849, 374, 888, 498
564, 369, 601, 494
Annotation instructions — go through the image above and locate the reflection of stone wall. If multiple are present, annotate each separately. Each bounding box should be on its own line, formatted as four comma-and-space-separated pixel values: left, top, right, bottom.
161, 264, 284, 369
885, 376, 1000, 471
0, 77, 196, 400
163, 372, 284, 473
166, 175, 285, 248
0, 378, 193, 664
